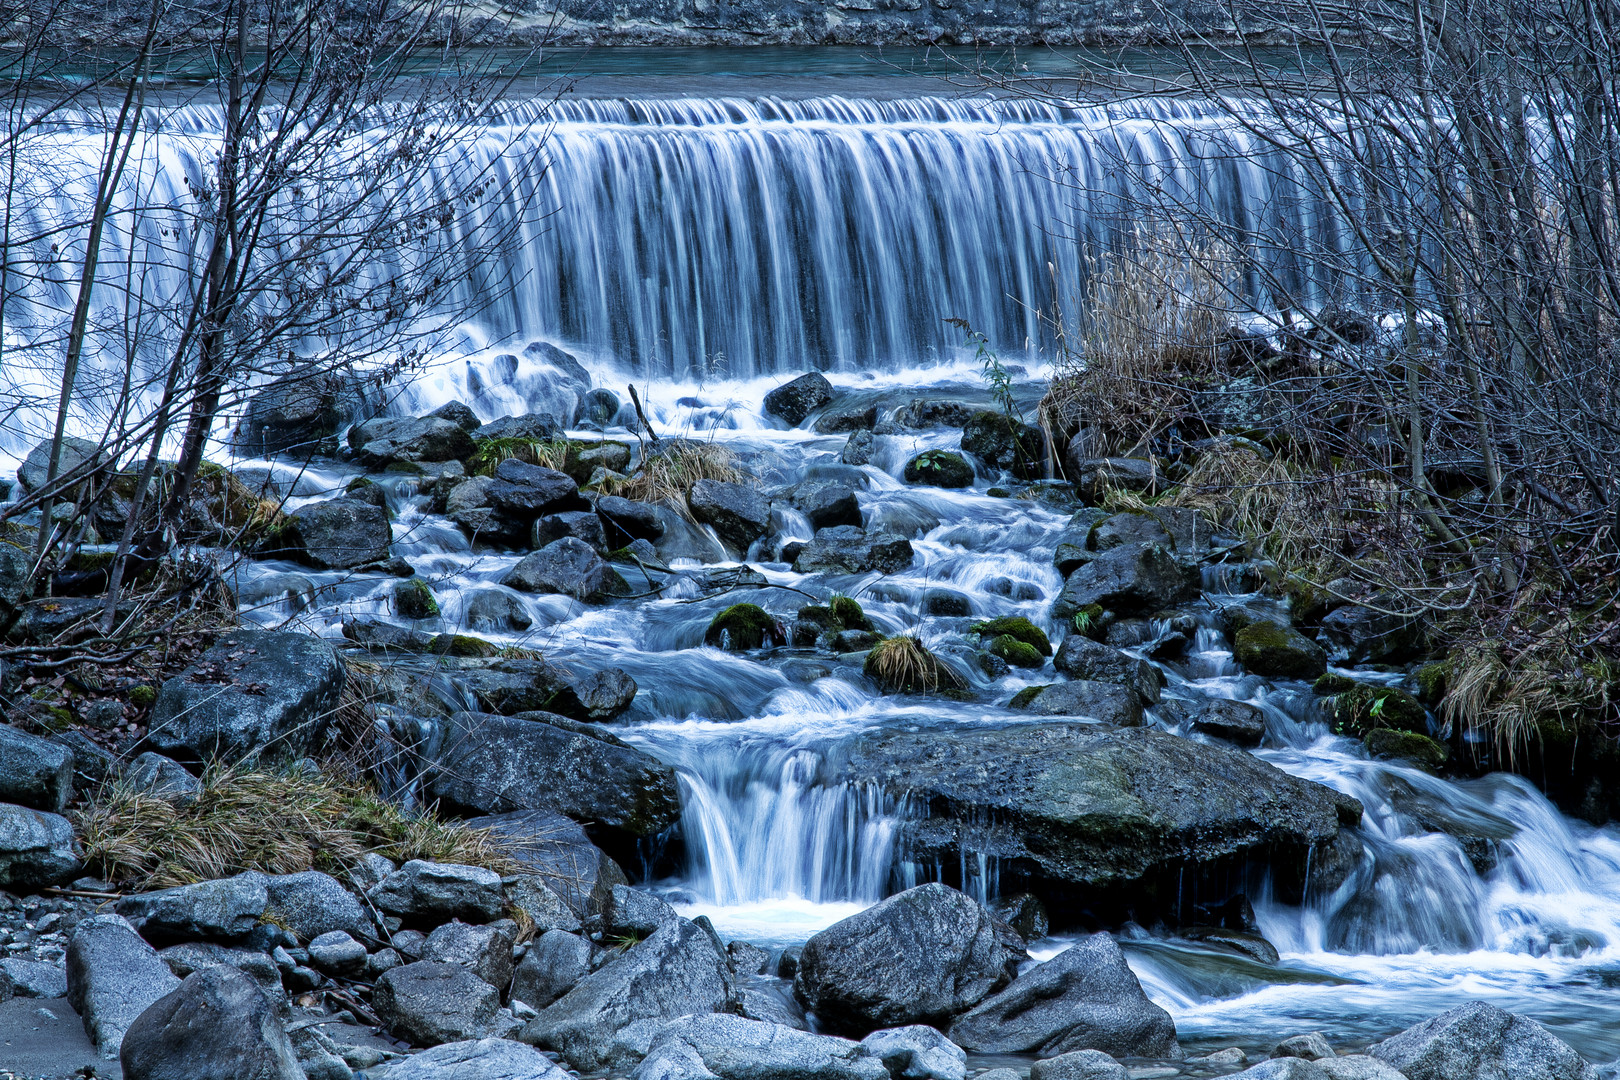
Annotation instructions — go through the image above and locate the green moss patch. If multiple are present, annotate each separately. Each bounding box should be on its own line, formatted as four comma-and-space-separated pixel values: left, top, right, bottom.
1009, 685, 1048, 709
971, 616, 1052, 656
903, 450, 974, 489
989, 635, 1045, 668
1327, 683, 1428, 736
705, 603, 784, 651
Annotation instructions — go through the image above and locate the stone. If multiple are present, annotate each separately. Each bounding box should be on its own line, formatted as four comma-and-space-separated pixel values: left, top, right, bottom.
308, 931, 369, 975
992, 893, 1050, 943
1052, 636, 1164, 704
473, 413, 561, 443
265, 870, 372, 943
119, 966, 302, 1080
1015, 681, 1143, 726
374, 961, 502, 1047
144, 629, 346, 765
793, 883, 1025, 1037
519, 917, 735, 1072
948, 934, 1178, 1058
368, 860, 508, 925
567, 667, 639, 721
1368, 1001, 1594, 1080
858, 1025, 968, 1080
343, 617, 436, 652
16, 435, 105, 494
633, 1014, 889, 1080
1320, 601, 1425, 665
688, 479, 771, 552
464, 588, 535, 631
488, 459, 591, 519
395, 578, 441, 619
1090, 511, 1172, 552
576, 388, 622, 425
236, 379, 344, 456
602, 884, 679, 938
157, 943, 284, 1007
793, 480, 865, 530
839, 725, 1362, 895
1228, 1063, 1331, 1080
794, 526, 914, 575
532, 510, 608, 551
903, 449, 974, 488
510, 930, 594, 1010
430, 400, 482, 431
467, 809, 627, 916
125, 752, 202, 803
706, 603, 787, 651
285, 497, 393, 569
0, 957, 68, 999
1160, 698, 1268, 746
502, 537, 630, 603
66, 914, 182, 1058
1050, 544, 1198, 622
0, 542, 35, 634
422, 921, 515, 990
1313, 1056, 1408, 1080
349, 416, 475, 467
961, 411, 1044, 479
597, 496, 665, 545
1365, 729, 1448, 770
765, 372, 835, 426
841, 429, 876, 466
287, 1024, 355, 1080
0, 724, 74, 812
813, 402, 880, 433
0, 803, 79, 887
428, 711, 681, 837
447, 657, 581, 714
922, 589, 972, 617
1234, 622, 1328, 679
115, 873, 270, 945
1069, 457, 1162, 501
728, 941, 772, 976
1027, 1049, 1129, 1080
383, 1038, 570, 1080
1275, 1032, 1337, 1060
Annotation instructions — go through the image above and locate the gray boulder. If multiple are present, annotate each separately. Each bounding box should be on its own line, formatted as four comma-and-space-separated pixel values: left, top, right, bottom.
1369, 1001, 1595, 1080
427, 711, 681, 838
858, 1025, 967, 1080
1229, 1063, 1330, 1080
1051, 544, 1197, 621
125, 752, 202, 804
474, 413, 561, 443
1320, 601, 1424, 665
1160, 698, 1268, 746
532, 509, 607, 551
597, 496, 665, 544
349, 416, 475, 467
1089, 511, 1172, 552
765, 372, 835, 426
502, 537, 630, 603
374, 961, 502, 1047
422, 921, 515, 991
463, 809, 627, 916
948, 934, 1178, 1058
308, 931, 368, 975
369, 860, 507, 925
66, 914, 182, 1058
1275, 1032, 1337, 1060
464, 588, 535, 631
157, 943, 285, 1008
507, 875, 582, 934
447, 657, 582, 715
793, 526, 914, 575
265, 870, 372, 943
120, 966, 303, 1080
0, 803, 80, 888
841, 430, 876, 466
566, 667, 639, 721
1052, 636, 1164, 704
430, 400, 482, 431
688, 479, 771, 552
0, 725, 74, 812
813, 402, 879, 434
632, 1014, 890, 1080
602, 884, 679, 938
839, 725, 1362, 895
16, 435, 104, 494
793, 883, 1025, 1037
287, 497, 393, 569
519, 918, 736, 1072
1315, 1057, 1409, 1080
1233, 622, 1327, 680
961, 411, 1045, 479
145, 629, 345, 765
1069, 457, 1161, 501
116, 872, 269, 944
0, 542, 34, 634
1015, 681, 1143, 726
0, 957, 68, 999
793, 481, 864, 530
237, 378, 343, 456
383, 1038, 571, 1080
488, 459, 590, 520
1028, 1049, 1129, 1080
287, 1024, 355, 1080
510, 930, 594, 1010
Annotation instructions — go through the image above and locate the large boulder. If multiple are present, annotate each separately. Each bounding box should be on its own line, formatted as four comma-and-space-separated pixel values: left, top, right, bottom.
16, 435, 105, 495
1051, 544, 1197, 622
532, 510, 607, 551
66, 914, 182, 1058
348, 416, 475, 467
1027, 1050, 1128, 1080
286, 497, 393, 569
1068, 457, 1161, 501
838, 725, 1362, 895
0, 542, 34, 634
474, 413, 561, 443
464, 809, 626, 917
511, 930, 595, 1010
793, 526, 914, 575
948, 934, 1178, 1058
0, 725, 74, 812
1368, 1001, 1595, 1080
502, 537, 630, 603
519, 917, 736, 1072
597, 496, 666, 545
445, 657, 584, 715
903, 450, 975, 489
1013, 681, 1143, 726
156, 943, 286, 1009
1320, 601, 1425, 665
115, 872, 269, 944
368, 860, 507, 925
422, 921, 515, 991
688, 479, 770, 553
1159, 697, 1267, 746
765, 372, 835, 426
858, 1026, 968, 1080
1233, 622, 1327, 680
487, 459, 590, 520
236, 378, 342, 457
1051, 636, 1164, 704
0, 803, 80, 888
120, 966, 303, 1080
792, 480, 864, 530
265, 870, 372, 943
384, 1038, 571, 1080
793, 883, 1025, 1037
961, 411, 1045, 479
144, 629, 345, 765
0, 957, 69, 999
374, 961, 503, 1047
632, 1014, 891, 1080
427, 712, 681, 838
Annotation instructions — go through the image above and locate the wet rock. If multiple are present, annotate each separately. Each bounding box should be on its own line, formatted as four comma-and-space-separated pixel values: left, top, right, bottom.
466, 810, 627, 917
0, 957, 68, 999
0, 724, 74, 812
526, 341, 591, 386
488, 459, 591, 520
308, 930, 368, 975
369, 860, 507, 925
566, 667, 639, 720
839, 725, 1362, 896
1090, 511, 1172, 552
286, 498, 393, 569
1314, 1056, 1408, 1080
474, 413, 561, 443
1320, 601, 1425, 665
0, 542, 35, 634
375, 961, 503, 1047
858, 1025, 967, 1080
1228, 1063, 1331, 1080
120, 966, 303, 1080
903, 449, 974, 489
1014, 681, 1143, 726
841, 430, 876, 466
145, 629, 345, 765
502, 537, 630, 603
1233, 622, 1327, 679
126, 752, 202, 803
602, 883, 679, 938
427, 711, 681, 838
395, 578, 441, 619
1050, 544, 1198, 621
576, 388, 622, 425
422, 921, 515, 991
948, 933, 1178, 1058
793, 883, 1025, 1037
893, 399, 976, 429
236, 379, 344, 456
342, 617, 435, 652
1364, 729, 1448, 770
634, 1014, 890, 1080
287, 1024, 354, 1080
793, 526, 914, 575
793, 480, 864, 530
992, 893, 1050, 943
727, 941, 772, 976
449, 657, 580, 714
532, 509, 607, 551
1159, 698, 1267, 746
506, 875, 581, 934
961, 411, 1045, 479
1069, 457, 1162, 501
66, 914, 182, 1058
1053, 509, 1109, 576
1052, 636, 1164, 704
384, 1037, 570, 1080
1027, 1049, 1128, 1080
814, 402, 880, 434
765, 372, 835, 426
1275, 1032, 1337, 1060
16, 435, 105, 494
518, 917, 735, 1072
349, 416, 475, 467
1369, 1000, 1593, 1080
429, 400, 482, 431
706, 602, 788, 651
688, 479, 771, 552
464, 588, 535, 632
597, 496, 664, 546
923, 589, 972, 617
116, 873, 269, 945
0, 804, 80, 888
510, 930, 594, 1010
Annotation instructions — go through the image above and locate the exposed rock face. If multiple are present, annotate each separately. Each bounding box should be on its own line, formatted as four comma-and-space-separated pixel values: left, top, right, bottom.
838, 724, 1362, 894
1368, 1001, 1596, 1080
120, 966, 304, 1080
765, 372, 835, 426
144, 629, 345, 765
286, 497, 393, 569
66, 914, 183, 1058
0, 725, 74, 812
632, 1014, 891, 1080
488, 459, 591, 520
793, 883, 1025, 1037
0, 803, 80, 888
948, 934, 1178, 1059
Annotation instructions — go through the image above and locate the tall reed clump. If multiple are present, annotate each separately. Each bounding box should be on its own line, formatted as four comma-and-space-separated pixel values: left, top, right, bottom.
467, 438, 570, 478
863, 633, 964, 695
609, 438, 745, 517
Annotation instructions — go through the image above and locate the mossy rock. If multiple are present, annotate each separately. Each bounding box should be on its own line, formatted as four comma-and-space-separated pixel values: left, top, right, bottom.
346, 477, 390, 513
1313, 672, 1359, 695
1070, 604, 1110, 641
394, 578, 440, 620
1233, 621, 1326, 679
1365, 728, 1449, 770
828, 595, 872, 633
567, 441, 633, 485
989, 635, 1045, 669
1413, 660, 1452, 706
128, 685, 156, 709
1327, 683, 1428, 736
1009, 685, 1049, 709
430, 633, 498, 658
903, 450, 974, 489
987, 487, 1012, 498
705, 603, 783, 651
971, 616, 1053, 656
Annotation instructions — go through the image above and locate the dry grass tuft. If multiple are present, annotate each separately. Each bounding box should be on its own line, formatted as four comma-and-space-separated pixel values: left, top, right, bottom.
863, 633, 964, 695
608, 439, 744, 516
467, 438, 571, 478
